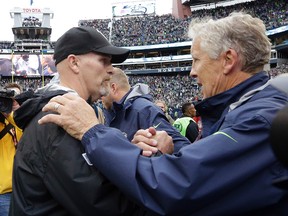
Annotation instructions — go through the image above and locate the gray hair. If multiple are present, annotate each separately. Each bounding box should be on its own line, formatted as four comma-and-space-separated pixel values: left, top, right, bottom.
187, 12, 271, 73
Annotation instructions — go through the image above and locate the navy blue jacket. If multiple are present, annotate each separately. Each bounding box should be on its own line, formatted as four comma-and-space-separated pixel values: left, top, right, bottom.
105, 83, 190, 152
81, 72, 288, 215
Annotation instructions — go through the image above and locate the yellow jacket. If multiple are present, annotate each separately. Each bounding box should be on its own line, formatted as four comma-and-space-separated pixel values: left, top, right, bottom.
0, 112, 22, 194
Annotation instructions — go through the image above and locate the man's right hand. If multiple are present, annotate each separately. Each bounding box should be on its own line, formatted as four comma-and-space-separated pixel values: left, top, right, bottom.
38, 93, 99, 140
132, 127, 174, 157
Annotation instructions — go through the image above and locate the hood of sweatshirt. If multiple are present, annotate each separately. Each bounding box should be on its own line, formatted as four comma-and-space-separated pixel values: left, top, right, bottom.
14, 84, 76, 130
124, 83, 151, 103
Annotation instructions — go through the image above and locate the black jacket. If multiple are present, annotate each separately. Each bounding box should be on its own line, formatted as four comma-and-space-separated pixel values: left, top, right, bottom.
10, 85, 149, 216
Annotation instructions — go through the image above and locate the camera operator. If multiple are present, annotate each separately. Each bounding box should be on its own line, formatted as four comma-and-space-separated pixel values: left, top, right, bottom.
0, 83, 23, 216
269, 73, 288, 191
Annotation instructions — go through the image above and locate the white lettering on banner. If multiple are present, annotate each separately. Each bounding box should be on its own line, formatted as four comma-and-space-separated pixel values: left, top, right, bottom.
156, 67, 191, 73
23, 8, 42, 13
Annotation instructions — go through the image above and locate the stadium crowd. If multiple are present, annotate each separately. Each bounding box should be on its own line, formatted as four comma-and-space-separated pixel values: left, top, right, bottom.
1, 65, 287, 118
1, 0, 287, 49
0, 0, 287, 113
78, 0, 288, 47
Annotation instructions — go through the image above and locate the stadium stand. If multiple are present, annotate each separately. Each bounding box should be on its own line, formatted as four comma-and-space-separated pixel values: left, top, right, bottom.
1, 0, 288, 112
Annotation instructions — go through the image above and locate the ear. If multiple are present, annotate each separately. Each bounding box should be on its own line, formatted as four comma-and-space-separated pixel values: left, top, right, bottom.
222, 49, 238, 75
67, 54, 80, 74
111, 83, 117, 93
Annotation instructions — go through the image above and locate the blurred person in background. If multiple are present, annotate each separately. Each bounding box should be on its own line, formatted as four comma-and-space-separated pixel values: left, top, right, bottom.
99, 67, 190, 154
173, 102, 199, 143
0, 83, 22, 216
154, 99, 174, 124
0, 56, 13, 76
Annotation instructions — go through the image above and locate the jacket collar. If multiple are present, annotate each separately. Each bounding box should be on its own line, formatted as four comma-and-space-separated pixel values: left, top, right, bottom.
196, 71, 270, 119
195, 71, 270, 137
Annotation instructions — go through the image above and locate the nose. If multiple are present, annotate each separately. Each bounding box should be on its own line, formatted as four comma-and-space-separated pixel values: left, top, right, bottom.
107, 65, 114, 75
189, 65, 197, 78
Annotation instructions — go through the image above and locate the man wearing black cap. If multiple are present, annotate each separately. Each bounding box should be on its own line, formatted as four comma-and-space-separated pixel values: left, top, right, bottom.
9, 27, 148, 216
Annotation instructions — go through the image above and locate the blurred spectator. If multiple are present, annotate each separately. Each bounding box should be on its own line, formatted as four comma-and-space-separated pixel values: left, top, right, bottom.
173, 102, 199, 143
155, 99, 175, 124
12, 54, 40, 76
40, 55, 57, 76
98, 67, 190, 153
0, 56, 13, 76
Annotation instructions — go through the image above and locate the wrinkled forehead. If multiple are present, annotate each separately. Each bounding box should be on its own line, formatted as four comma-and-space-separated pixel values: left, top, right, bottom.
191, 37, 201, 51
192, 38, 209, 60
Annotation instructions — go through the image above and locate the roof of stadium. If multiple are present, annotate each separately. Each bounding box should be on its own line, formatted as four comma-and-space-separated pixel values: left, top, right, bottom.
182, 0, 249, 7
183, 0, 226, 6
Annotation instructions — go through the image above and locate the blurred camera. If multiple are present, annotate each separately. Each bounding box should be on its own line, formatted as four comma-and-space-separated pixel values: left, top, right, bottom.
0, 89, 15, 113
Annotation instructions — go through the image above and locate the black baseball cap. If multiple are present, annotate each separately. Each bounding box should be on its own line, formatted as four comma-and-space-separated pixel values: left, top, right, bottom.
53, 26, 130, 65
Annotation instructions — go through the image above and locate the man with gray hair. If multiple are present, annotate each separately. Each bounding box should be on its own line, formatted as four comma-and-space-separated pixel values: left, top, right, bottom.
39, 12, 288, 215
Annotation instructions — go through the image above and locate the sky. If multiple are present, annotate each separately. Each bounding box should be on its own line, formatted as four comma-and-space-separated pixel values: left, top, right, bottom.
1, 0, 172, 41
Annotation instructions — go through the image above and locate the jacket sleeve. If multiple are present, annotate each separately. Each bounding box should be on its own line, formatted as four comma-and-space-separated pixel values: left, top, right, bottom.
81, 114, 288, 215
138, 103, 191, 152
150, 115, 191, 152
